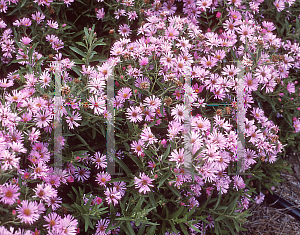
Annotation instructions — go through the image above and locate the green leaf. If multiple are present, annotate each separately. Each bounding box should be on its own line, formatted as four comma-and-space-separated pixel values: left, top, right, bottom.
170, 205, 184, 219
137, 223, 146, 235
162, 145, 171, 161
148, 191, 157, 208
158, 170, 172, 188
76, 41, 87, 49
147, 225, 157, 235
179, 223, 189, 235
166, 184, 181, 197
213, 189, 222, 210
69, 46, 86, 58
126, 221, 135, 235
114, 156, 132, 176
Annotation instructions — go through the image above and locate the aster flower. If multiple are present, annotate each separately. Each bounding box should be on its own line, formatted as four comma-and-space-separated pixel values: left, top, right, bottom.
43, 212, 61, 231
96, 171, 111, 187
134, 172, 154, 194
0, 183, 20, 205
45, 196, 62, 211
197, 0, 212, 10
74, 167, 91, 182
57, 214, 78, 235
34, 110, 52, 128
171, 104, 185, 123
141, 126, 158, 145
1, 150, 20, 171
126, 106, 143, 123
169, 148, 185, 166
104, 187, 122, 206
131, 139, 145, 156
165, 26, 179, 40
255, 192, 265, 204
117, 87, 132, 101
118, 24, 131, 38
221, 64, 241, 78
232, 175, 245, 190
31, 11, 45, 24
274, 0, 285, 12
65, 111, 81, 129
17, 200, 40, 225
144, 95, 162, 111
113, 181, 126, 197
47, 20, 59, 29
95, 219, 110, 235
87, 95, 106, 115
92, 152, 107, 169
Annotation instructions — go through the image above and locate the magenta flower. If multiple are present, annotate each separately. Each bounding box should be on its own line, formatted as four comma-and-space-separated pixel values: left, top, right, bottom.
134, 172, 154, 194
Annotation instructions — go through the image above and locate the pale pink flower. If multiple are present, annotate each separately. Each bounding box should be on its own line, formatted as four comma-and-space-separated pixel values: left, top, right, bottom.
104, 187, 121, 206
274, 0, 285, 12
134, 172, 154, 194
74, 167, 91, 182
65, 111, 81, 129
96, 171, 111, 187
287, 82, 295, 93
0, 183, 20, 205
92, 152, 107, 169
118, 24, 131, 37
32, 11, 45, 24
144, 95, 161, 111
255, 192, 265, 204
141, 126, 158, 145
131, 139, 145, 156
126, 106, 143, 123
16, 200, 40, 225
117, 87, 132, 101
96, 8, 105, 20
43, 212, 61, 231
171, 104, 185, 123
232, 175, 245, 190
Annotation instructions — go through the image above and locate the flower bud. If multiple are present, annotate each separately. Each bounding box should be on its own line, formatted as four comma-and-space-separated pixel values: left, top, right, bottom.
293, 117, 297, 121
12, 210, 16, 216
154, 174, 158, 179
161, 139, 167, 145
216, 12, 221, 18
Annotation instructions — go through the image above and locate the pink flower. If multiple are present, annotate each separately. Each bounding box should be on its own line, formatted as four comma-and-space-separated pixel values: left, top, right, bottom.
131, 139, 145, 156
171, 104, 185, 123
92, 152, 107, 169
139, 57, 149, 66
216, 12, 221, 18
118, 24, 131, 37
287, 82, 295, 93
126, 106, 143, 123
104, 187, 122, 206
0, 183, 20, 205
43, 212, 61, 231
32, 11, 45, 24
141, 126, 158, 145
255, 192, 265, 204
134, 172, 154, 194
96, 8, 105, 20
16, 200, 40, 225
96, 171, 111, 187
232, 175, 245, 190
20, 36, 31, 45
